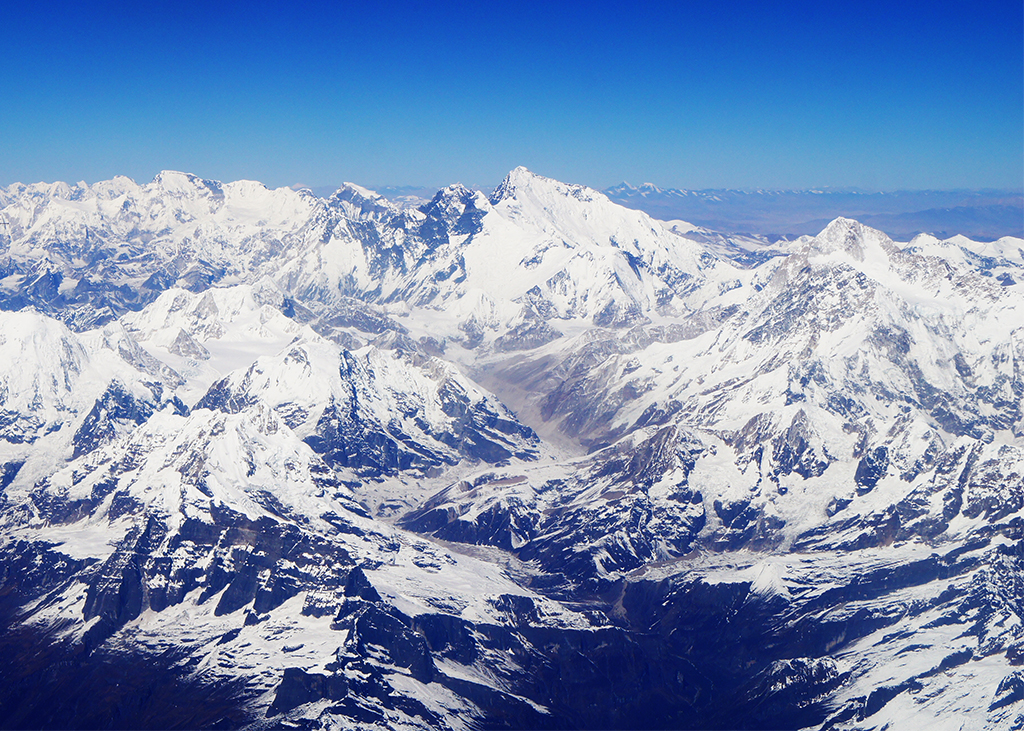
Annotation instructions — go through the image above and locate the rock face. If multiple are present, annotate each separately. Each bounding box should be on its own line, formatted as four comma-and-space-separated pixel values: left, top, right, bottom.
0, 170, 1022, 730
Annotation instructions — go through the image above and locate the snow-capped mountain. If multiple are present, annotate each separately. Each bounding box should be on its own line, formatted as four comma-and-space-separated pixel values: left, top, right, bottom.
417, 217, 1024, 578
0, 167, 733, 344
0, 309, 184, 495
195, 330, 539, 480
0, 169, 1021, 730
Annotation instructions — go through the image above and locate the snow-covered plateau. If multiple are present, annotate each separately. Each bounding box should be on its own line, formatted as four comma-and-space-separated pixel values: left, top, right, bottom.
0, 168, 1021, 730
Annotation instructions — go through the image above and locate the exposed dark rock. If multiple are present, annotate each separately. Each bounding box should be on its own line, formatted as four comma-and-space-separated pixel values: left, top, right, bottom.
269, 668, 349, 715
855, 445, 889, 493
773, 409, 831, 479
0, 461, 23, 491
493, 320, 562, 352
332, 600, 434, 684
72, 381, 156, 459
0, 599, 254, 731
306, 398, 452, 477
168, 328, 210, 360
990, 671, 1024, 711
194, 377, 254, 414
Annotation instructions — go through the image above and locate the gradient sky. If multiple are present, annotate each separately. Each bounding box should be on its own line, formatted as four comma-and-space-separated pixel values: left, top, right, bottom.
2, 0, 1021, 192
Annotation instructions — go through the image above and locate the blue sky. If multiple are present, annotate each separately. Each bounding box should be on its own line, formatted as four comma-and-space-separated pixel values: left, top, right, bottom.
2, 1, 1021, 191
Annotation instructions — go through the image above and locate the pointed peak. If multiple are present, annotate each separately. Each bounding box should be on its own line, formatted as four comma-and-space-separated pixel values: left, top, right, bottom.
908, 232, 941, 247
329, 182, 384, 207
43, 180, 74, 199
810, 217, 895, 260
332, 182, 380, 200
822, 216, 896, 243
328, 183, 398, 219
814, 216, 859, 242
507, 165, 534, 179
491, 167, 548, 203
490, 167, 602, 207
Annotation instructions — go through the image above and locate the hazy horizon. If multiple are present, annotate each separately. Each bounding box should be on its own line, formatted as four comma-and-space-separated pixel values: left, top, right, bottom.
4, 169, 1022, 197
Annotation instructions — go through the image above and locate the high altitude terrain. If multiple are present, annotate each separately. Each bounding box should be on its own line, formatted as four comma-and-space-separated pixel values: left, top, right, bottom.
0, 168, 1021, 730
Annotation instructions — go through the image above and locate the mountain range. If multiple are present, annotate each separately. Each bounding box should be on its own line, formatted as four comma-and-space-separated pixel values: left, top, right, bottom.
0, 167, 1022, 730
603, 183, 1024, 241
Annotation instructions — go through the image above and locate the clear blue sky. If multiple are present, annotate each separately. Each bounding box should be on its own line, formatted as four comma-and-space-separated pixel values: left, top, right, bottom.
2, 0, 1021, 191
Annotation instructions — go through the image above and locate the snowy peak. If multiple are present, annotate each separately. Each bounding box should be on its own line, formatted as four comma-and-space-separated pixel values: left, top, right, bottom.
418, 183, 489, 240
605, 181, 636, 196
123, 284, 297, 348
0, 309, 182, 459
424, 182, 483, 208
327, 182, 399, 221
489, 165, 536, 203
806, 216, 899, 261
88, 174, 139, 200
491, 166, 604, 208
0, 168, 732, 339
0, 310, 88, 420
150, 170, 226, 199
27, 399, 369, 549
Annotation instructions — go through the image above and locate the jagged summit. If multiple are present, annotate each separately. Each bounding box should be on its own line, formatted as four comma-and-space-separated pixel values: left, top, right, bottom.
418, 183, 487, 237
423, 181, 482, 208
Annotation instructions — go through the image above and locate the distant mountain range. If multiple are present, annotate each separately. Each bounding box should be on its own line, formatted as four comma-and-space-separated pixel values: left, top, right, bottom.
603, 183, 1024, 241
